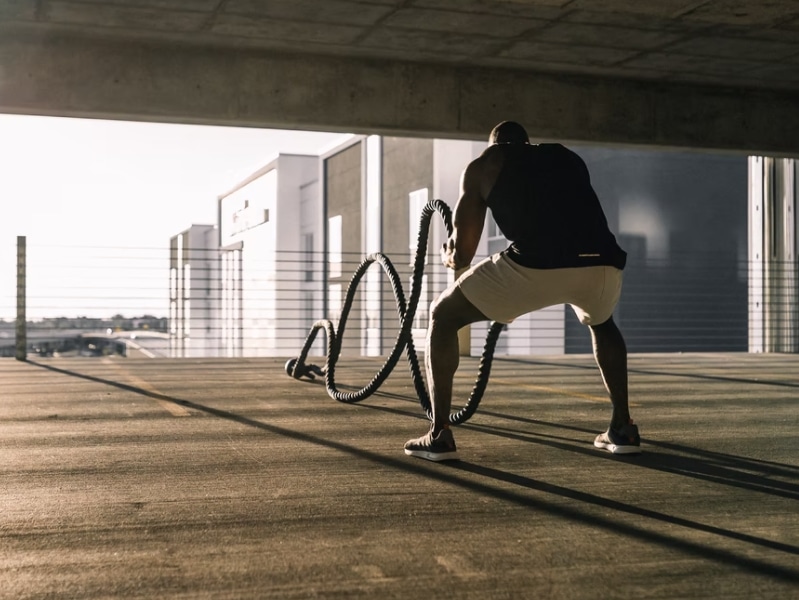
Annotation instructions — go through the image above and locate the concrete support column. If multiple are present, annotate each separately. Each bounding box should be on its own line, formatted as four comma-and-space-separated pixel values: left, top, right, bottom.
362, 135, 382, 356
749, 157, 798, 352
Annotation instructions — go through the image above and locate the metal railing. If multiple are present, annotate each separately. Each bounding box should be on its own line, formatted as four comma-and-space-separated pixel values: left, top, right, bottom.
1, 237, 773, 360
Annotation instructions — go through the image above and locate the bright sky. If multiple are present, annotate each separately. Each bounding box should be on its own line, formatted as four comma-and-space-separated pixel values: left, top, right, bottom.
0, 114, 350, 320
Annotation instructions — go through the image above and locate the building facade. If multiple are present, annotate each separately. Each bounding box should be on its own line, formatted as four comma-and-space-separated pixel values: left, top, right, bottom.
168, 224, 218, 358
217, 154, 322, 357
170, 137, 797, 358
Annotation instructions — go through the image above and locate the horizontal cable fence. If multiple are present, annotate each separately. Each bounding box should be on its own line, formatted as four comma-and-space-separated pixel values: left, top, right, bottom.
0, 239, 782, 359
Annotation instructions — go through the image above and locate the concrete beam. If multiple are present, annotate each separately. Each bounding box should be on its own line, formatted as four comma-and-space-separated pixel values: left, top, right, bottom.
1, 27, 798, 156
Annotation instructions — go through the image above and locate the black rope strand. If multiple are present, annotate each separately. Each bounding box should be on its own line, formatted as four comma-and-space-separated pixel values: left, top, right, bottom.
285, 198, 505, 425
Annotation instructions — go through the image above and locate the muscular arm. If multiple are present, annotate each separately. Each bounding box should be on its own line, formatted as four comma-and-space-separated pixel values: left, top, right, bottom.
441, 159, 488, 270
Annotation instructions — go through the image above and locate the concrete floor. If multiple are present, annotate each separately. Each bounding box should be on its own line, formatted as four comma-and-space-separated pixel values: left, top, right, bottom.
1, 353, 797, 599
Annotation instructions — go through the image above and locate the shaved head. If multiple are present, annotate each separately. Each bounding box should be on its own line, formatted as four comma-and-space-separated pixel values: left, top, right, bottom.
489, 121, 530, 145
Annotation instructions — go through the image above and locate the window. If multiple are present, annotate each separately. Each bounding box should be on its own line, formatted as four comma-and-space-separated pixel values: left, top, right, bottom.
183, 263, 191, 299
169, 268, 177, 299
412, 274, 428, 330
169, 301, 177, 334
328, 283, 342, 321
409, 188, 429, 263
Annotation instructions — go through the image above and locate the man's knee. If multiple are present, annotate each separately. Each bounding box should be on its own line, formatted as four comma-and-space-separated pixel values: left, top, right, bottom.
590, 315, 617, 334
429, 293, 456, 328
590, 316, 626, 349
430, 286, 486, 330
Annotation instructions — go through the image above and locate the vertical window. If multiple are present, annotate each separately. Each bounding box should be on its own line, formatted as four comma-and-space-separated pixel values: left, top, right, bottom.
328, 283, 342, 320
176, 234, 184, 301
329, 215, 342, 278
169, 301, 177, 334
412, 274, 429, 329
409, 188, 429, 261
169, 268, 177, 299
183, 263, 191, 299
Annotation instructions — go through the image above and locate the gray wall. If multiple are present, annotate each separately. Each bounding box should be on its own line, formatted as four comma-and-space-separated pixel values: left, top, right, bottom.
325, 141, 363, 356
566, 148, 749, 352
323, 138, 750, 355
380, 137, 435, 353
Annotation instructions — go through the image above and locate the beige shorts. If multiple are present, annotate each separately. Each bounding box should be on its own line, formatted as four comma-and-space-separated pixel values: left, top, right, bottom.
457, 253, 623, 325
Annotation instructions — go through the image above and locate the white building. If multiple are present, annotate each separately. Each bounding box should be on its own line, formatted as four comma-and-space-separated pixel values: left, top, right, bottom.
169, 224, 218, 357
170, 138, 771, 358
217, 153, 321, 357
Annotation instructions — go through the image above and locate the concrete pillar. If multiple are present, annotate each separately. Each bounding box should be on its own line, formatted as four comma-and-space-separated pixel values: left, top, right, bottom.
362, 135, 382, 356
749, 157, 798, 352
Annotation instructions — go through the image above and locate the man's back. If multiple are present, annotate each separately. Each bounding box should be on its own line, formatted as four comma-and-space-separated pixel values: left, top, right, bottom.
484, 143, 626, 270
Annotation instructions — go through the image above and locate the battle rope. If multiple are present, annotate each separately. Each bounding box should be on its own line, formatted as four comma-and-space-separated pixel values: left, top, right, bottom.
285, 198, 505, 425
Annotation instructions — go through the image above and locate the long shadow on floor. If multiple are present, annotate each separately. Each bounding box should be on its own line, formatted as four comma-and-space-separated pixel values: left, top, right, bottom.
25, 359, 799, 585
497, 356, 799, 389
469, 409, 799, 499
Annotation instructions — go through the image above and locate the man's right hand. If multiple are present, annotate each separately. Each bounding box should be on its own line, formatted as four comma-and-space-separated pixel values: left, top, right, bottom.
441, 238, 458, 270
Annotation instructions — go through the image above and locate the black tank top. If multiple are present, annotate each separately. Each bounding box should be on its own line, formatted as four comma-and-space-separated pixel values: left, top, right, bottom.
485, 143, 626, 270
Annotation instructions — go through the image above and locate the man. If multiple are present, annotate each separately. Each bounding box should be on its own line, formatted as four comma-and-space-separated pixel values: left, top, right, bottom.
404, 121, 640, 461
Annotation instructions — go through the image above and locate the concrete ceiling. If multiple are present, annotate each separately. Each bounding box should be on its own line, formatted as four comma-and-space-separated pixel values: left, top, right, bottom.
1, 0, 798, 153
5, 0, 799, 92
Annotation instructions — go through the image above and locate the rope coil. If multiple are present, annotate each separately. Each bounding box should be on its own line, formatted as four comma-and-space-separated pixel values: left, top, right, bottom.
285, 198, 504, 425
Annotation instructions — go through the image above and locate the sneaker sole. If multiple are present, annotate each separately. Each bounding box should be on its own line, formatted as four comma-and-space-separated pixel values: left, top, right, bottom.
594, 440, 642, 455
404, 448, 460, 462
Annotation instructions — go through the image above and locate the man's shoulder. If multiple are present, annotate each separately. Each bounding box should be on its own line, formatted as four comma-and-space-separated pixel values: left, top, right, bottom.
463, 146, 498, 177
475, 144, 509, 168
464, 146, 508, 200
472, 144, 500, 163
